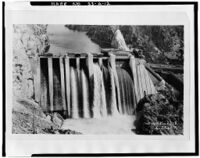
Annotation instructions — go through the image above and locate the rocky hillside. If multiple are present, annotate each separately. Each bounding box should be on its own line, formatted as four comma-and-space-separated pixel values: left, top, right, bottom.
12, 97, 61, 134
120, 26, 183, 65
13, 24, 49, 99
65, 25, 184, 65
13, 25, 51, 133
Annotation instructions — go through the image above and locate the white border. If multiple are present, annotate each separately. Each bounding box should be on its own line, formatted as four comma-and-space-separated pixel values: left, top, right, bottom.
5, 2, 195, 156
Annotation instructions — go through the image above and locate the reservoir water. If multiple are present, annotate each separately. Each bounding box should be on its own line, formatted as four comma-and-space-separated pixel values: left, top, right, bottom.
47, 25, 101, 55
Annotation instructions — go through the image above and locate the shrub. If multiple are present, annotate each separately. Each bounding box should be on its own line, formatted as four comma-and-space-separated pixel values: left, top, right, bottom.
135, 90, 183, 135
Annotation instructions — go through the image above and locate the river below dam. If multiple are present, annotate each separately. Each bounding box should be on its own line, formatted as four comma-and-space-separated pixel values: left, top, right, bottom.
62, 115, 136, 134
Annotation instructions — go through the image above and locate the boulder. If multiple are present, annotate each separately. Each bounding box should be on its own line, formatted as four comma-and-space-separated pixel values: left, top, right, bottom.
51, 112, 64, 128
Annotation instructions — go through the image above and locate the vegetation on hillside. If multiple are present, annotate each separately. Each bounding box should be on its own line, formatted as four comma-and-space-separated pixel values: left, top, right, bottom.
135, 88, 183, 135
65, 25, 184, 65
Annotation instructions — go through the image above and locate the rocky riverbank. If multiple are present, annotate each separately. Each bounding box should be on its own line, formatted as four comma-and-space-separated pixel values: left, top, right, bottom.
12, 97, 81, 134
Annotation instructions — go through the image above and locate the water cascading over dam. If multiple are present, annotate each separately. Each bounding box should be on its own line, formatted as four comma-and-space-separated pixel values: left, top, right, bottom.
35, 53, 156, 119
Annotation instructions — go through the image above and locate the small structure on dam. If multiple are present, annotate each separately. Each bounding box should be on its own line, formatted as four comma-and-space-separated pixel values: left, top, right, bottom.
34, 50, 157, 119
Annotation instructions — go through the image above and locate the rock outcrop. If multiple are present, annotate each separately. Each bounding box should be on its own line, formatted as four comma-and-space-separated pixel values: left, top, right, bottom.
12, 97, 58, 134
12, 25, 55, 134
13, 24, 50, 99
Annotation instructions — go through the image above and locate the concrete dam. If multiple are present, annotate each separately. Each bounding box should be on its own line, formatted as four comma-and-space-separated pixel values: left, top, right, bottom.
35, 51, 156, 119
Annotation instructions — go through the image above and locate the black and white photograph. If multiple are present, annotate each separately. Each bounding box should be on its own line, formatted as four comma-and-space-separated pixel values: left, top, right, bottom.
12, 24, 184, 135
3, 1, 197, 156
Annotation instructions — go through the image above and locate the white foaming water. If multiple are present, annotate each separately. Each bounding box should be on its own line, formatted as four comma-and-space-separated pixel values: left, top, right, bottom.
70, 67, 79, 118
68, 61, 152, 119
108, 66, 119, 116
92, 63, 107, 118
81, 69, 90, 118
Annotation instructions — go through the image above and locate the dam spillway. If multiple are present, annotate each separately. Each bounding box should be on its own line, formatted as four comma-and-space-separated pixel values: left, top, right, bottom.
35, 52, 156, 118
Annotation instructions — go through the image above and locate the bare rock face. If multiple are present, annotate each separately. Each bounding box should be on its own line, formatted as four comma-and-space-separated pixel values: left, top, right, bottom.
13, 24, 49, 99
12, 98, 60, 134
111, 29, 130, 51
